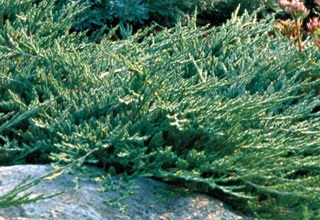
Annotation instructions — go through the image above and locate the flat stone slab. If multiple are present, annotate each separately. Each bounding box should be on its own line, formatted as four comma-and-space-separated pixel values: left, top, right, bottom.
0, 165, 249, 220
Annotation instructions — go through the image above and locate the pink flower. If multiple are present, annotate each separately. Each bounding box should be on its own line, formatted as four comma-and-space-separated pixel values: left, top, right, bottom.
279, 0, 310, 18
279, 0, 290, 7
307, 17, 320, 34
279, 0, 289, 7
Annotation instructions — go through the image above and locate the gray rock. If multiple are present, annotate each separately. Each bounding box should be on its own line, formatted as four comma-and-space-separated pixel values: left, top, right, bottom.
0, 165, 249, 220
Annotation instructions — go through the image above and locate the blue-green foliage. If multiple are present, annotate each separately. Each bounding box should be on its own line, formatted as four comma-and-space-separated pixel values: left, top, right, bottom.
1, 1, 320, 218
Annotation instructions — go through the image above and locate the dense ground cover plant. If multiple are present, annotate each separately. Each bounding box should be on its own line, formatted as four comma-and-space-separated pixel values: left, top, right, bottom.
1, 0, 320, 218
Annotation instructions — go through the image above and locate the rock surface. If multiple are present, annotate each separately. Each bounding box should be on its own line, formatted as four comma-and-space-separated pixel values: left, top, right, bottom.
0, 165, 250, 220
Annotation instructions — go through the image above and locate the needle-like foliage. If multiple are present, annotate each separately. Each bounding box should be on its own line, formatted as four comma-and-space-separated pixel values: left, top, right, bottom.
0, 0, 319, 218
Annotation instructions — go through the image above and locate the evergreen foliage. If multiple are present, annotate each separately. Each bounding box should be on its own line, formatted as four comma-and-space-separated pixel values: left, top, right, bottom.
0, 0, 320, 218
0, 175, 57, 208
0, 167, 66, 208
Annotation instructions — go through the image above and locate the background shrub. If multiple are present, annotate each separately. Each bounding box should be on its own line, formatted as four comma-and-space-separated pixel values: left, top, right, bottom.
198, 0, 279, 25
65, 0, 280, 37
